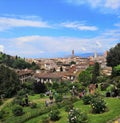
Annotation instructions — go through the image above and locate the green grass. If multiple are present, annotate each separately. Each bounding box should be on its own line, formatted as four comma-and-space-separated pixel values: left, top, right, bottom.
25, 98, 120, 123
1, 94, 120, 123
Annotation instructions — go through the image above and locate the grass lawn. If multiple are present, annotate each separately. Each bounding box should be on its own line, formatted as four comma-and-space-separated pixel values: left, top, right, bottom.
25, 98, 120, 123
1, 94, 120, 123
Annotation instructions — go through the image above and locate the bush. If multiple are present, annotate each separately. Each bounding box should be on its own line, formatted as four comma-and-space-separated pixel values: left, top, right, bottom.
12, 96, 23, 105
41, 116, 49, 123
82, 95, 93, 105
0, 110, 5, 119
91, 97, 107, 114
12, 105, 24, 116
30, 102, 37, 108
17, 89, 26, 96
55, 95, 63, 103
65, 103, 74, 112
49, 109, 60, 121
68, 108, 88, 123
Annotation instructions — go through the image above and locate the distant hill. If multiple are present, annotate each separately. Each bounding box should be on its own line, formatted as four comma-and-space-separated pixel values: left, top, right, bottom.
76, 52, 104, 58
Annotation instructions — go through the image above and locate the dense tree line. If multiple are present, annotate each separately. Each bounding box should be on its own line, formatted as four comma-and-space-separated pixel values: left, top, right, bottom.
0, 65, 21, 97
107, 43, 120, 67
0, 52, 39, 70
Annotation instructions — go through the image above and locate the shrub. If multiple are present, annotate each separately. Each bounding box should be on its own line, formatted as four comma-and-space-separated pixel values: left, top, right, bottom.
55, 95, 63, 103
82, 95, 93, 105
41, 116, 49, 123
12, 96, 24, 105
49, 109, 60, 121
0, 110, 5, 119
30, 102, 37, 108
91, 97, 107, 114
17, 89, 26, 96
100, 83, 109, 91
12, 105, 24, 116
65, 103, 74, 112
68, 108, 88, 123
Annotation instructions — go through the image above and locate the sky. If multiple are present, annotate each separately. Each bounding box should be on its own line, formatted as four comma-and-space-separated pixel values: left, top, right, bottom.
0, 0, 120, 58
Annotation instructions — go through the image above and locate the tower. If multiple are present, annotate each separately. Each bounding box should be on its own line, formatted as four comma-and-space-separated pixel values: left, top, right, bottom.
72, 50, 74, 58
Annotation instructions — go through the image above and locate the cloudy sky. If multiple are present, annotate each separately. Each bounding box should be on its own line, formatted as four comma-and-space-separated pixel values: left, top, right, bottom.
0, 0, 120, 58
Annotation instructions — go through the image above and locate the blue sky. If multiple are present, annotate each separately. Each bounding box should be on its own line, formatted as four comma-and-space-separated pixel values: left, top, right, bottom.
0, 0, 120, 58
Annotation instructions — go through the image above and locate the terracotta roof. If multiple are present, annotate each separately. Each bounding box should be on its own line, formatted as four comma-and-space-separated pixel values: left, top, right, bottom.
34, 72, 75, 79
17, 69, 33, 76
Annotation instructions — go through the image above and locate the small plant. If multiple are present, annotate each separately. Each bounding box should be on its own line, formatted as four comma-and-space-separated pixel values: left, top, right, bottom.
49, 109, 60, 121
91, 97, 107, 114
30, 102, 37, 108
12, 105, 24, 116
82, 94, 93, 105
41, 116, 49, 123
65, 103, 74, 112
68, 108, 88, 123
12, 96, 23, 105
55, 94, 63, 103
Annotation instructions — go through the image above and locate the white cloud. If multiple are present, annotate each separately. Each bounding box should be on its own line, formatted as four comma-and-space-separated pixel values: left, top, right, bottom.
0, 17, 51, 31
81, 47, 86, 51
114, 23, 120, 27
0, 25, 119, 58
0, 45, 4, 52
96, 41, 102, 48
61, 21, 98, 31
64, 0, 120, 13
105, 0, 120, 9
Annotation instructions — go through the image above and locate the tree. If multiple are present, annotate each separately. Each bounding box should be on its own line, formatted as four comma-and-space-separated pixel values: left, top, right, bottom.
112, 65, 120, 76
33, 82, 47, 93
107, 43, 120, 67
91, 62, 100, 84
0, 65, 21, 97
78, 70, 92, 86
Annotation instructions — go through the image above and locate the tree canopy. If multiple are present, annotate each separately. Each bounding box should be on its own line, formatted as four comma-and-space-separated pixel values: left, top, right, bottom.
0, 65, 21, 97
0, 52, 39, 70
107, 43, 120, 67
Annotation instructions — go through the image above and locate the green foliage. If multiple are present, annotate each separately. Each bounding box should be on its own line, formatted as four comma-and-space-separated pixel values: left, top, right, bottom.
82, 94, 93, 105
41, 116, 49, 123
68, 108, 88, 123
100, 83, 109, 91
49, 109, 60, 121
55, 94, 63, 103
78, 70, 92, 86
30, 102, 37, 108
17, 89, 26, 96
12, 105, 24, 116
0, 53, 39, 70
0, 99, 3, 105
65, 103, 74, 112
112, 64, 120, 76
34, 82, 47, 94
0, 110, 5, 119
107, 43, 120, 67
70, 61, 76, 65
12, 96, 24, 105
91, 62, 100, 84
0, 65, 21, 97
91, 97, 107, 114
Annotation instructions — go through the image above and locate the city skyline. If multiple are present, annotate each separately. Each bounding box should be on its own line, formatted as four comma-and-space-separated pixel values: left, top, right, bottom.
0, 0, 120, 58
